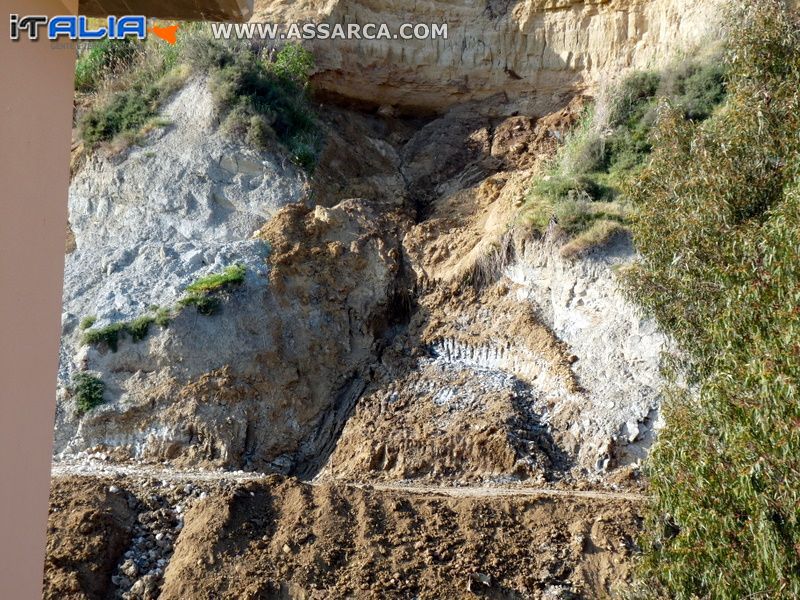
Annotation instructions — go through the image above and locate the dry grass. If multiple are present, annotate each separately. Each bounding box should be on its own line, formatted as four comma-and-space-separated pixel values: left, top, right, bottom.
459, 231, 516, 291
559, 219, 626, 259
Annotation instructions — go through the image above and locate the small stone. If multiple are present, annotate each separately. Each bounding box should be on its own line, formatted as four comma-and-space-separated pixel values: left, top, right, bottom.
467, 572, 492, 593
623, 420, 641, 443
120, 559, 138, 578
129, 579, 146, 594
108, 485, 120, 494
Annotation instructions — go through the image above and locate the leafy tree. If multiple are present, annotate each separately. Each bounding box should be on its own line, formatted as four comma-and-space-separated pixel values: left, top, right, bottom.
626, 2, 800, 597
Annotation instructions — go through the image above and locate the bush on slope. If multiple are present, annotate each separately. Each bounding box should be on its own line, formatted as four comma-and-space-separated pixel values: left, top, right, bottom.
625, 2, 800, 597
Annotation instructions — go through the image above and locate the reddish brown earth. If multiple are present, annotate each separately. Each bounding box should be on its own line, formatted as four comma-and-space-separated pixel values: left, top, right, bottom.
45, 474, 643, 599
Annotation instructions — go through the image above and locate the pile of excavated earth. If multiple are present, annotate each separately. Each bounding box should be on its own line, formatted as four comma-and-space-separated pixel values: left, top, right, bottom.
44, 0, 721, 597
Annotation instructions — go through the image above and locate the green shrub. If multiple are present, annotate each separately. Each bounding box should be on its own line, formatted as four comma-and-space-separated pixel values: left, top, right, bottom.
78, 30, 195, 147
204, 42, 321, 169
664, 61, 727, 121
74, 38, 136, 93
72, 372, 105, 415
521, 53, 727, 251
245, 114, 274, 149
82, 322, 125, 351
81, 87, 159, 144
531, 174, 610, 203
569, 132, 610, 174
79, 315, 97, 330
287, 131, 323, 171
626, 2, 800, 597
273, 43, 314, 83
78, 30, 322, 169
182, 31, 233, 71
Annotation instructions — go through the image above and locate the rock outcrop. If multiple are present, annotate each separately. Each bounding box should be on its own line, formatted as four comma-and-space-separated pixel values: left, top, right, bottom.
57, 79, 410, 472
58, 79, 664, 482
255, 0, 722, 113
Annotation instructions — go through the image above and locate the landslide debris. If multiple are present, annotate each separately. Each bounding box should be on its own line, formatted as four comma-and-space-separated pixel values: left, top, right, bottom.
44, 473, 643, 600
51, 69, 665, 599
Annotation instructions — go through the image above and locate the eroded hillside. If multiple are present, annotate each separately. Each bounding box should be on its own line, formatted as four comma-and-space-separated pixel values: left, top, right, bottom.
44, 2, 724, 597
256, 0, 722, 113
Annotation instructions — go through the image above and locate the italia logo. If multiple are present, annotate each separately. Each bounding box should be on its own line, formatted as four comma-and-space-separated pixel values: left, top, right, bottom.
9, 15, 179, 44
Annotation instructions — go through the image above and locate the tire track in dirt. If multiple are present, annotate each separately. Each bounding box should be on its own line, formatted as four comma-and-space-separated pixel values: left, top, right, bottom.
50, 462, 645, 502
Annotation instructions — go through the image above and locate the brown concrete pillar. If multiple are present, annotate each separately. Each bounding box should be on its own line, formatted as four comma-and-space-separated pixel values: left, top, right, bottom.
0, 1, 252, 595
0, 2, 78, 597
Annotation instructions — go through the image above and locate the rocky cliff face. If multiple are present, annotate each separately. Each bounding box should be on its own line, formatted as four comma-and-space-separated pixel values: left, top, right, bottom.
44, 3, 722, 595
255, 0, 722, 113
58, 79, 663, 482
57, 81, 409, 473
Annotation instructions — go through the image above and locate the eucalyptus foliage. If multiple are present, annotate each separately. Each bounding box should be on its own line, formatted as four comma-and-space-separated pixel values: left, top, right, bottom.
626, 2, 800, 597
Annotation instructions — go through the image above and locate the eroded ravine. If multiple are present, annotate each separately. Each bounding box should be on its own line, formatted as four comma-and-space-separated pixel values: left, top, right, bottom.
49, 88, 666, 599
41, 0, 735, 592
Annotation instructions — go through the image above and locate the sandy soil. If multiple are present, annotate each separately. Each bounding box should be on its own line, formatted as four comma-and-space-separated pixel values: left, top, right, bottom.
46, 469, 643, 599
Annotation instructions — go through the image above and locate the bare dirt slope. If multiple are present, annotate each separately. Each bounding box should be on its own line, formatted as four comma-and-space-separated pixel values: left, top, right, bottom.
48, 84, 661, 599
45, 473, 642, 600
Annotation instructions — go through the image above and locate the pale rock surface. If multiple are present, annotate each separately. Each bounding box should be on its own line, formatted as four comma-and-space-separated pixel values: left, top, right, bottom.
507, 234, 666, 470
62, 78, 306, 356
254, 0, 723, 113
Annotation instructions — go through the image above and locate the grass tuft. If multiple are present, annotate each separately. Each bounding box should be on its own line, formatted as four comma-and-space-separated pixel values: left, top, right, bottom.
126, 315, 154, 342
82, 322, 126, 352
177, 293, 221, 316
79, 315, 97, 330
559, 220, 626, 259
75, 38, 136, 93
179, 264, 245, 315
81, 266, 244, 351
184, 264, 245, 294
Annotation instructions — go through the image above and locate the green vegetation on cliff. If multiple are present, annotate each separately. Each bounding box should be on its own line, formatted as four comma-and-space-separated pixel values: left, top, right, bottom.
78, 29, 321, 170
522, 52, 726, 256
74, 38, 136, 93
72, 372, 105, 415
179, 264, 246, 316
82, 265, 246, 352
626, 1, 800, 597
